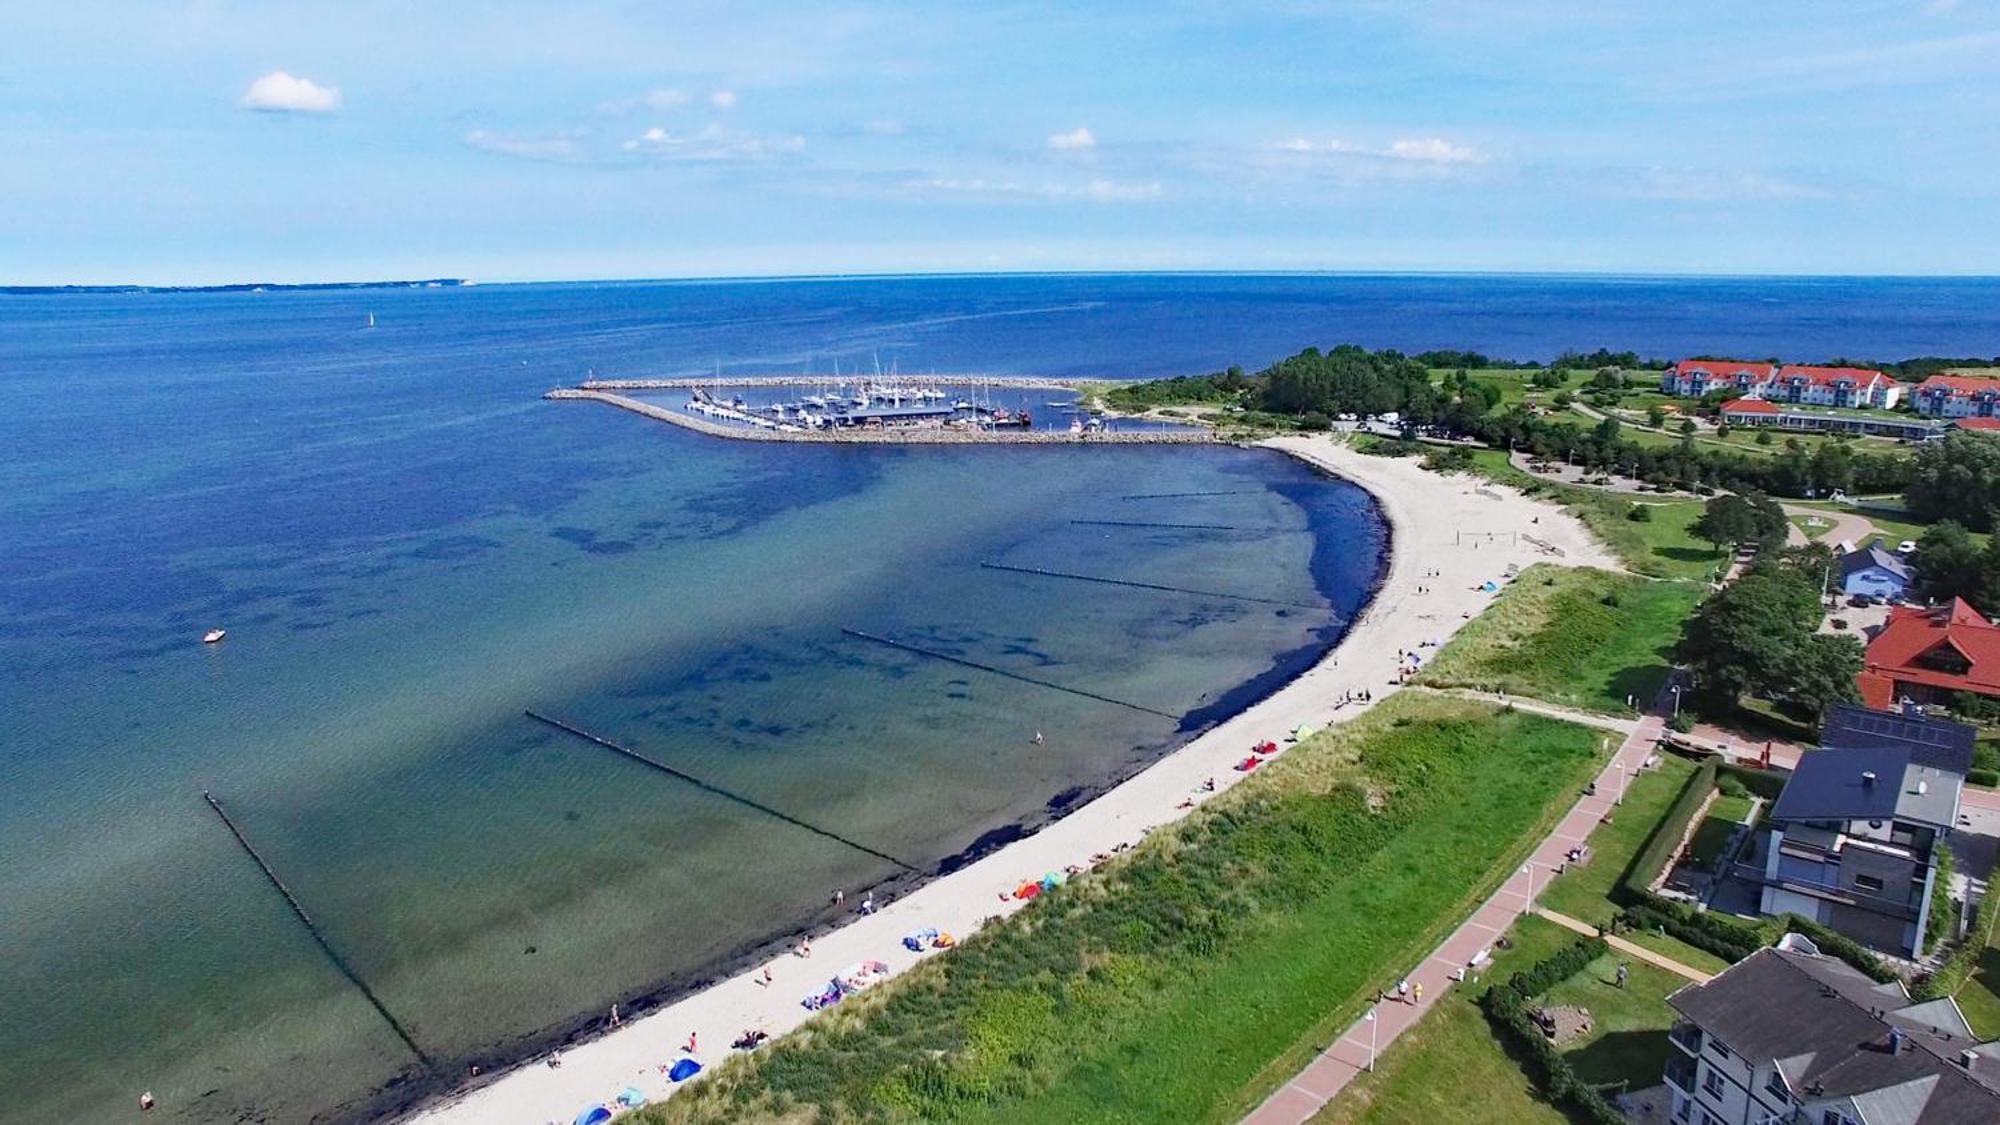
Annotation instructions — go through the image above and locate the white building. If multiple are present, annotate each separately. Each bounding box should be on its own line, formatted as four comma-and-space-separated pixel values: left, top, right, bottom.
1665, 941, 2000, 1125
1661, 361, 1903, 409
1913, 373, 2000, 419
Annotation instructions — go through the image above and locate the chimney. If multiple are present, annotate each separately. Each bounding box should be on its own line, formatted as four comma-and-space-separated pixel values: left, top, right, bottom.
1888, 1026, 1907, 1054
1961, 1049, 1979, 1070
1862, 770, 1878, 787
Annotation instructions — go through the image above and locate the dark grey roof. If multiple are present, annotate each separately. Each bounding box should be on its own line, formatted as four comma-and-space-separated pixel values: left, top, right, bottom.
1772, 746, 1917, 823
1821, 703, 1978, 773
1842, 544, 1914, 583
1668, 948, 2000, 1122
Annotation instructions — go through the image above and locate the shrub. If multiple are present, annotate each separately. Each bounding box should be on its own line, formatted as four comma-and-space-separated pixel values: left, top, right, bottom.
1716, 774, 1750, 800
1969, 768, 1999, 789
1619, 901, 1761, 964
1668, 712, 1694, 733
1627, 505, 1654, 522
1480, 938, 1625, 1125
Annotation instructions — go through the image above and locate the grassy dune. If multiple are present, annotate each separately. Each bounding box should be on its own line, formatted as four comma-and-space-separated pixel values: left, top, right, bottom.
1415, 565, 1702, 715
635, 696, 1602, 1125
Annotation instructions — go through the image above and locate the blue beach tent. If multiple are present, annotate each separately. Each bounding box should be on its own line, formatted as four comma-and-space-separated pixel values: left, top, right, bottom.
575, 1106, 613, 1125
669, 1057, 703, 1082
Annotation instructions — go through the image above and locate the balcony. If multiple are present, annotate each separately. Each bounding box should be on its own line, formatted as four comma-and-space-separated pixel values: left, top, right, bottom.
1669, 1023, 1703, 1056
1664, 1052, 1699, 1096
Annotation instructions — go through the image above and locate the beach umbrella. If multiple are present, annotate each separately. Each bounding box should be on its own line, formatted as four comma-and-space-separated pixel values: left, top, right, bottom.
668, 1057, 703, 1082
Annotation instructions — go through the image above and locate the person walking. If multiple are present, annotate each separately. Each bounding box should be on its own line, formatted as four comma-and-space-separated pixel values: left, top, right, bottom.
1396, 977, 1410, 1003
1615, 962, 1630, 989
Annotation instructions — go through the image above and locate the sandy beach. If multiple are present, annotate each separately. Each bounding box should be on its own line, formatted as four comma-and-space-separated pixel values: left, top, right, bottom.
408, 434, 1617, 1124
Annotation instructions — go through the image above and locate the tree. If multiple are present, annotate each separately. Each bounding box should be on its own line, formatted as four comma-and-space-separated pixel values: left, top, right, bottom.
1647, 405, 1667, 428
1677, 568, 1822, 705
1787, 633, 1865, 716
1691, 493, 1787, 552
1907, 432, 2000, 532
1917, 521, 1985, 605
1679, 418, 1697, 436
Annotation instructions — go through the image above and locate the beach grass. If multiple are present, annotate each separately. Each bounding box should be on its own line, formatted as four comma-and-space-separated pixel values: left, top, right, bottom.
1414, 565, 1703, 715
633, 695, 1603, 1125
1453, 450, 1726, 581
1313, 914, 1685, 1124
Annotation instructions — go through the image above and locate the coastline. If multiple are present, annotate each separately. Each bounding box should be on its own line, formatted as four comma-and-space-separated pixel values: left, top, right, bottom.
405, 435, 1617, 1124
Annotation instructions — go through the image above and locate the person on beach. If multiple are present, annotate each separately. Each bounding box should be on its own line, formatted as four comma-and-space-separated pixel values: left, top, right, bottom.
686, 1032, 698, 1054
1396, 977, 1410, 1002
609, 1003, 620, 1028
860, 895, 876, 915
761, 965, 774, 986
833, 889, 844, 907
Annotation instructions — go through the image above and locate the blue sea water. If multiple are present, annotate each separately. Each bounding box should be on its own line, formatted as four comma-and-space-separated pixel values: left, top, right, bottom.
2, 272, 1997, 1124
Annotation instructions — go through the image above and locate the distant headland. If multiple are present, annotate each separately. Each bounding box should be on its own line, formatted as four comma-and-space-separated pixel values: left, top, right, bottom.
0, 279, 469, 295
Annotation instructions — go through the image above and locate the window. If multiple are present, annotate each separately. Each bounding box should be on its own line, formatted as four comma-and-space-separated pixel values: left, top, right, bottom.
1854, 873, 1886, 892
1702, 1066, 1725, 1098
1823, 1112, 1846, 1125
1701, 1113, 1724, 1125
1764, 1071, 1790, 1103
1707, 1036, 1731, 1061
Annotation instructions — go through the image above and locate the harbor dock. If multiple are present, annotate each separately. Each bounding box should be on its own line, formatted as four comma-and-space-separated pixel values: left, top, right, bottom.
544, 387, 1216, 444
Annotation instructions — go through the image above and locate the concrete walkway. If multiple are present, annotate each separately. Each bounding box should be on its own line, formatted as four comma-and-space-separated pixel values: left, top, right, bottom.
1536, 907, 1713, 983
1242, 714, 1665, 1125
1407, 686, 1638, 735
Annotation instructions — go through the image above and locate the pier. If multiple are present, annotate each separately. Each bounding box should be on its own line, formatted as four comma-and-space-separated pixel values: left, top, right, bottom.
840, 628, 1179, 719
524, 711, 920, 873
544, 389, 1217, 445
578, 375, 1117, 391
201, 791, 434, 1070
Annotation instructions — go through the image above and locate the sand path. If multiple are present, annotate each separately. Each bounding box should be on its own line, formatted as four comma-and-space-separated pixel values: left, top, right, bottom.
408, 435, 1616, 1124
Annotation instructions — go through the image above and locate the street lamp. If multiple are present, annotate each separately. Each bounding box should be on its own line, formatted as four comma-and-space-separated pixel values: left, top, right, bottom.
1365, 1007, 1379, 1071
1670, 685, 1682, 717
1520, 862, 1542, 909
1615, 761, 1628, 805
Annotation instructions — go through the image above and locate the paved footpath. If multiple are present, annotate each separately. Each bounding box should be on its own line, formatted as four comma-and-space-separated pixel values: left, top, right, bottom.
1537, 907, 1711, 983
1242, 713, 1665, 1125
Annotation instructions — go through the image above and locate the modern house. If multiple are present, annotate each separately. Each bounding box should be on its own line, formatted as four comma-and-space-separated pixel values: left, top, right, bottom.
1756, 736, 1968, 957
1665, 940, 2000, 1125
1839, 543, 1914, 601
1664, 362, 1903, 409
1913, 373, 2000, 420
1857, 599, 2000, 712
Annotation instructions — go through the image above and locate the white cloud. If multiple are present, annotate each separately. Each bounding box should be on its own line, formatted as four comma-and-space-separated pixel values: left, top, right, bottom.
710, 89, 738, 109
1386, 137, 1487, 164
462, 129, 593, 164
239, 71, 341, 114
1274, 136, 1486, 165
915, 175, 1160, 203
623, 122, 801, 161
1048, 126, 1096, 151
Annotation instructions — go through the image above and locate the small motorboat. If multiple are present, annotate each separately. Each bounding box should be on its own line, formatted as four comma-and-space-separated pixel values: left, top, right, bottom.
202, 629, 227, 644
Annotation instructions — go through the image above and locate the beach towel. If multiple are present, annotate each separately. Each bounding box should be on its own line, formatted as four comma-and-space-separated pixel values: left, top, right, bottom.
1014, 882, 1042, 900
617, 1087, 647, 1108
668, 1058, 702, 1083
903, 927, 940, 951
933, 932, 957, 948
1234, 756, 1261, 771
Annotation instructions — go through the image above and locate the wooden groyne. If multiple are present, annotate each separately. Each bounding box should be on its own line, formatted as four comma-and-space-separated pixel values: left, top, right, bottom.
1071, 519, 1245, 531
978, 561, 1324, 609
201, 791, 435, 1069
543, 389, 1217, 445
840, 628, 1179, 719
523, 711, 920, 872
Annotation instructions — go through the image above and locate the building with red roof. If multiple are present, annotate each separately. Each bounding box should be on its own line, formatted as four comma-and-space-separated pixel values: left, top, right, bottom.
1856, 598, 2000, 711
1718, 397, 1780, 418
1957, 417, 2000, 432
1661, 360, 1777, 398
1914, 372, 2000, 419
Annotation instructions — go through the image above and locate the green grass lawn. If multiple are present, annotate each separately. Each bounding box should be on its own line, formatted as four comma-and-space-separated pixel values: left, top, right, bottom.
1315, 914, 1685, 1124
636, 697, 1605, 1125
1956, 943, 2000, 1040
1415, 565, 1703, 714
1457, 450, 1727, 581
1686, 794, 1753, 872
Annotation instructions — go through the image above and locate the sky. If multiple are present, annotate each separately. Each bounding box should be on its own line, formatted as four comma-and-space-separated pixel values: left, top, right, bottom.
5, 1, 2000, 284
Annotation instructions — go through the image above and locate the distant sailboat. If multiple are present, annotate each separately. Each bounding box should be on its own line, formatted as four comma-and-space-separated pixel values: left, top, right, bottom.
365, 312, 376, 329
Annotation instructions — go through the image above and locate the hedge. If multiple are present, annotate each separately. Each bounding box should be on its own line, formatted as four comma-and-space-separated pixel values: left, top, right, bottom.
1480, 938, 1625, 1125
1617, 899, 1898, 984
1716, 761, 1787, 801
1969, 768, 1999, 789
1918, 876, 2000, 1001
1617, 758, 1718, 902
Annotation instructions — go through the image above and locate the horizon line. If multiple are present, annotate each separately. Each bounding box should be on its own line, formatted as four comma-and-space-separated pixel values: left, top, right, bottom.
11, 265, 2000, 292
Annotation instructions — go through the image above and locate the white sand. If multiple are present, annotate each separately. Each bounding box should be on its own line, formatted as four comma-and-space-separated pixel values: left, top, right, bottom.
408, 435, 1615, 1124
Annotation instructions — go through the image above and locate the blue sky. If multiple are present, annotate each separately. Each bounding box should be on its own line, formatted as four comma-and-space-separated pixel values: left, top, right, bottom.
6, 1, 2000, 283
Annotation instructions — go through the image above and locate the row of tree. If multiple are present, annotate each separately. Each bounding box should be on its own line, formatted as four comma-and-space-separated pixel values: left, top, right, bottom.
1915, 521, 2000, 615
1905, 432, 2000, 533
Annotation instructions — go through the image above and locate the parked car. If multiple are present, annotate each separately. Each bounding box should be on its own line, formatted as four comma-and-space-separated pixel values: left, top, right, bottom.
1850, 594, 1878, 608
1897, 540, 1918, 554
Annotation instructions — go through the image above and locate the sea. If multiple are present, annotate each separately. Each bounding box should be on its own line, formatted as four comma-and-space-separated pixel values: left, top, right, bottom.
3, 272, 1998, 1124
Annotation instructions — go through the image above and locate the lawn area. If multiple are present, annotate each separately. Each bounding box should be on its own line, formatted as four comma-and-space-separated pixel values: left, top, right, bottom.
1957, 942, 2000, 1041
1685, 794, 1753, 872
1530, 756, 1732, 977
1315, 914, 1687, 1124
635, 696, 1605, 1125
1414, 565, 1701, 714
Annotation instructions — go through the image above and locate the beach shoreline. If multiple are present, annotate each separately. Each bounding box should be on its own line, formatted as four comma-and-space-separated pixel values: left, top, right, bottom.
403, 435, 1617, 1125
